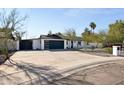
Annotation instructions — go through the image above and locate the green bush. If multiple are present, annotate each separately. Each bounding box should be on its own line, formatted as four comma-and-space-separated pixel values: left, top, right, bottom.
103, 47, 112, 54
0, 48, 8, 55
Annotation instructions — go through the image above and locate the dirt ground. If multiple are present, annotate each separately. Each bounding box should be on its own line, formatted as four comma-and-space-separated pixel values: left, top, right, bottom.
0, 50, 124, 85
50, 61, 124, 85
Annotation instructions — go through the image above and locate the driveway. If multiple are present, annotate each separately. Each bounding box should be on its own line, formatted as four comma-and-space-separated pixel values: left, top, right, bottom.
0, 50, 124, 84
11, 50, 124, 70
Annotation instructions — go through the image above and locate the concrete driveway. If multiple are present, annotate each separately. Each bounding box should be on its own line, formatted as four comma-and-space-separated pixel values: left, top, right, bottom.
0, 50, 124, 84
11, 50, 124, 70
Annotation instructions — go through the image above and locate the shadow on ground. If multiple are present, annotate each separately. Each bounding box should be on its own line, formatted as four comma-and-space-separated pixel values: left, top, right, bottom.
0, 59, 94, 85
0, 51, 17, 65
50, 77, 94, 85
0, 61, 63, 85
46, 49, 78, 52
1, 57, 124, 85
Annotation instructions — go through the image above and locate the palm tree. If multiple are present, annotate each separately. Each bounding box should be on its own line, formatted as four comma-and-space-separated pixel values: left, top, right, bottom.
89, 22, 96, 34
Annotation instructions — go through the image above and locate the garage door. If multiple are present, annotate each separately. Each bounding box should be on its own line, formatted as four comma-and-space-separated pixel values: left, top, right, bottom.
45, 40, 64, 49
20, 40, 33, 50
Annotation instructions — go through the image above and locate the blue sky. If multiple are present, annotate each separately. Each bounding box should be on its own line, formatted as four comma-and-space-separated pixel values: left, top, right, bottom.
18, 8, 124, 39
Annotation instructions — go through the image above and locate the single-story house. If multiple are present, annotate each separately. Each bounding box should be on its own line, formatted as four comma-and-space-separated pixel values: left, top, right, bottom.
17, 34, 84, 50
1, 33, 102, 51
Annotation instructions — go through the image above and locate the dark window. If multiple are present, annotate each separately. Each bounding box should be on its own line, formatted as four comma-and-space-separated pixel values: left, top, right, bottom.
20, 40, 32, 50
78, 41, 81, 45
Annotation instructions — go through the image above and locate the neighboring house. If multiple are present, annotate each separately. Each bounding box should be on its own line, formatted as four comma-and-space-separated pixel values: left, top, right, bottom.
17, 34, 84, 50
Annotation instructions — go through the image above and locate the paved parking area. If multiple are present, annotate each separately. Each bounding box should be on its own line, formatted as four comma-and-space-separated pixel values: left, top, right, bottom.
0, 50, 124, 84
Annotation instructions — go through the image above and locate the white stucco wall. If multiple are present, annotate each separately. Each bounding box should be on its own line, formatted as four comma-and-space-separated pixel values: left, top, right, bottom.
65, 40, 84, 49
73, 41, 78, 48
16, 40, 19, 50
33, 39, 41, 50
81, 41, 84, 48
64, 40, 67, 49
113, 46, 121, 56
73, 41, 84, 49
77, 41, 84, 48
16, 38, 85, 50
41, 39, 44, 50
66, 40, 71, 48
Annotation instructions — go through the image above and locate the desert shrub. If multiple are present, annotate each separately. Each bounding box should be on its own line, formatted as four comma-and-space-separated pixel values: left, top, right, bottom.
91, 45, 95, 51
103, 47, 112, 54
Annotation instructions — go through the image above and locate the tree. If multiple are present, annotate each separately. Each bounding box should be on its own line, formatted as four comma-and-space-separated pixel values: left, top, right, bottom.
55, 32, 62, 35
107, 20, 124, 44
90, 32, 103, 48
48, 30, 52, 35
98, 30, 107, 43
81, 27, 92, 45
0, 9, 27, 63
65, 28, 76, 41
14, 31, 26, 40
89, 22, 96, 34
82, 27, 107, 48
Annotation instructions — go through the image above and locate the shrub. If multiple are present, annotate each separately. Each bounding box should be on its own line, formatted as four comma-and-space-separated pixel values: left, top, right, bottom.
103, 47, 112, 54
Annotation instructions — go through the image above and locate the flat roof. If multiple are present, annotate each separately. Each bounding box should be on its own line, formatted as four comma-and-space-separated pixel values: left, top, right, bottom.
21, 34, 82, 41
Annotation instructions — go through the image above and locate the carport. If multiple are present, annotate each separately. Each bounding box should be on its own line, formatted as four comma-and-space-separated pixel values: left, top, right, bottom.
19, 40, 33, 50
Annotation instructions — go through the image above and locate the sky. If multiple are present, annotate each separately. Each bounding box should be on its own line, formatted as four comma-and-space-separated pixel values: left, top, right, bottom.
17, 8, 124, 39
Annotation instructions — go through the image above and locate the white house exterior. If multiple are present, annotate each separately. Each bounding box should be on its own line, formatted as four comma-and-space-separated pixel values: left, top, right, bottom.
17, 34, 84, 50
32, 39, 41, 50
1, 32, 103, 51
6, 34, 103, 51
66, 40, 84, 49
